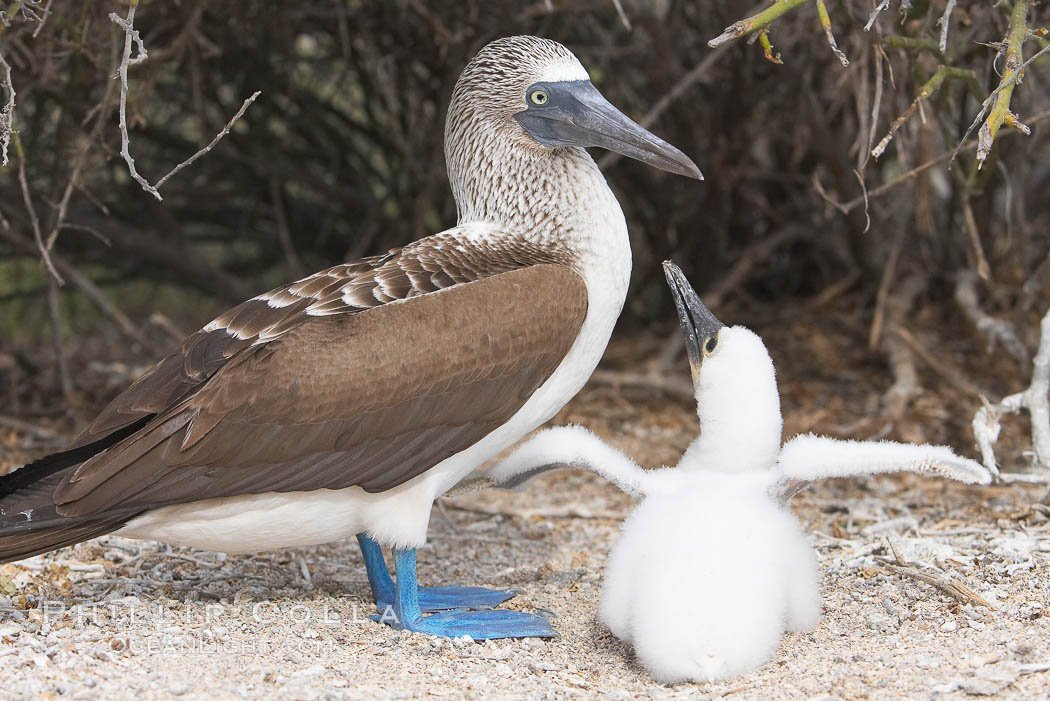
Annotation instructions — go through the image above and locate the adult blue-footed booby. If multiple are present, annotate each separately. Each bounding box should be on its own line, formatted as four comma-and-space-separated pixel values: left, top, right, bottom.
474, 262, 992, 678
0, 37, 701, 639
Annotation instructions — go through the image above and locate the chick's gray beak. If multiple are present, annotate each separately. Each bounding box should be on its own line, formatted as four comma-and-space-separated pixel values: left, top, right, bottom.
662, 261, 723, 388
515, 80, 703, 180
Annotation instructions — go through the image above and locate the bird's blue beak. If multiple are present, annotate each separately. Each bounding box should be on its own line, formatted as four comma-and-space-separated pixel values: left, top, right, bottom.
662, 261, 724, 389
514, 80, 703, 180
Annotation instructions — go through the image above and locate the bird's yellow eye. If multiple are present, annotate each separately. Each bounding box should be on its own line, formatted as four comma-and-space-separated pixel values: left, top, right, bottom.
703, 335, 718, 356
529, 89, 549, 106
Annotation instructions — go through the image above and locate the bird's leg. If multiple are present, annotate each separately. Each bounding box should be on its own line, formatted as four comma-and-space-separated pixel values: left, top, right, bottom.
355, 533, 517, 613
378, 546, 557, 640
356, 533, 396, 606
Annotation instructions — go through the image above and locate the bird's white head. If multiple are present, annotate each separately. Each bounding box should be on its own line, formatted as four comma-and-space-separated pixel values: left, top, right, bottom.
662, 262, 784, 474
444, 36, 702, 230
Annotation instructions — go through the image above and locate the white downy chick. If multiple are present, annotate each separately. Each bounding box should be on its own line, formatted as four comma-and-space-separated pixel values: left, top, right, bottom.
473, 261, 991, 684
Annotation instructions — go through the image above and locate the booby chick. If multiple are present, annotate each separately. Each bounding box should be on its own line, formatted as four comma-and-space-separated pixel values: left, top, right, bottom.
473, 261, 991, 678
0, 37, 702, 641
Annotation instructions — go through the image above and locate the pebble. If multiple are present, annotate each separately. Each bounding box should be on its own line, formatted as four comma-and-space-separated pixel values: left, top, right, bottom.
940, 620, 958, 632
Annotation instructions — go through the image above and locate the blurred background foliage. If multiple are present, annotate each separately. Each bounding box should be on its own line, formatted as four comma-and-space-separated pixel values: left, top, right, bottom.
0, 0, 1047, 462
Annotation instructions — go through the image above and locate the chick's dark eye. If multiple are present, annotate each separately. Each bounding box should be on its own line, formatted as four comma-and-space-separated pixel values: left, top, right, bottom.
704, 336, 718, 354
529, 89, 549, 106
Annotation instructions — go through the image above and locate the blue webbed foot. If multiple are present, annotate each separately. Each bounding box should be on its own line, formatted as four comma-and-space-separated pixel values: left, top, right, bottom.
357, 534, 517, 613
409, 585, 518, 613
385, 607, 556, 640
356, 535, 556, 640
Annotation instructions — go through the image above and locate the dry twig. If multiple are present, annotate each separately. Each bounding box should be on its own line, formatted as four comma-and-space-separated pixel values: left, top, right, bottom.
880, 559, 992, 608
871, 66, 979, 160
709, 0, 811, 48
13, 133, 60, 283
960, 196, 991, 281
822, 110, 1050, 214
815, 0, 849, 66
610, 0, 631, 31
938, 0, 957, 55
109, 3, 261, 200
0, 48, 13, 167
110, 2, 156, 198
709, 0, 849, 65
864, 0, 891, 32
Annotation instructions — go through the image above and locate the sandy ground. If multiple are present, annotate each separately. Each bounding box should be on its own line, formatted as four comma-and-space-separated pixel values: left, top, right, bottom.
2, 385, 1049, 701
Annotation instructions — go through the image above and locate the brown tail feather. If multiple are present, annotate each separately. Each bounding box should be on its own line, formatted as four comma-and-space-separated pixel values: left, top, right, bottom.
0, 515, 134, 563
0, 470, 142, 563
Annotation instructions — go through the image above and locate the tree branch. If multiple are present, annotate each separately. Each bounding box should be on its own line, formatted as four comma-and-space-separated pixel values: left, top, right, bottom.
972, 305, 1050, 477
109, 3, 260, 200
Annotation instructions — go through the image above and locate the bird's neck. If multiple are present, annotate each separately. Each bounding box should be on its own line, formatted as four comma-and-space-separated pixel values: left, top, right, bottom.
445, 123, 623, 252
680, 384, 784, 474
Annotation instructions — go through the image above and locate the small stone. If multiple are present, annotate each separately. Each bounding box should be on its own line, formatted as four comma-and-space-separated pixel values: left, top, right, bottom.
940, 620, 958, 632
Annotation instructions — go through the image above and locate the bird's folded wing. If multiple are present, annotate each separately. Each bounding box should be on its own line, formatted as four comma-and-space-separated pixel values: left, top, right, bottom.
457, 425, 649, 498
49, 235, 588, 518
774, 433, 992, 492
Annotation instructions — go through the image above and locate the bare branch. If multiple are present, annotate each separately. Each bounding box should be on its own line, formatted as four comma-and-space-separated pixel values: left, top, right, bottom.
109, 4, 261, 200
880, 559, 992, 608
960, 196, 991, 281
865, 0, 891, 32
821, 110, 1050, 214
13, 133, 61, 283
938, 0, 956, 55
0, 48, 13, 167
972, 305, 1050, 477
153, 91, 261, 190
815, 0, 849, 66
110, 3, 160, 199
610, 0, 632, 31
31, 0, 52, 38
708, 0, 811, 48
871, 66, 977, 160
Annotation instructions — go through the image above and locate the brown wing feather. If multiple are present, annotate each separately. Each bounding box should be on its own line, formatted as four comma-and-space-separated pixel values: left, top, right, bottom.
53, 262, 587, 517
71, 249, 398, 446
72, 236, 561, 448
